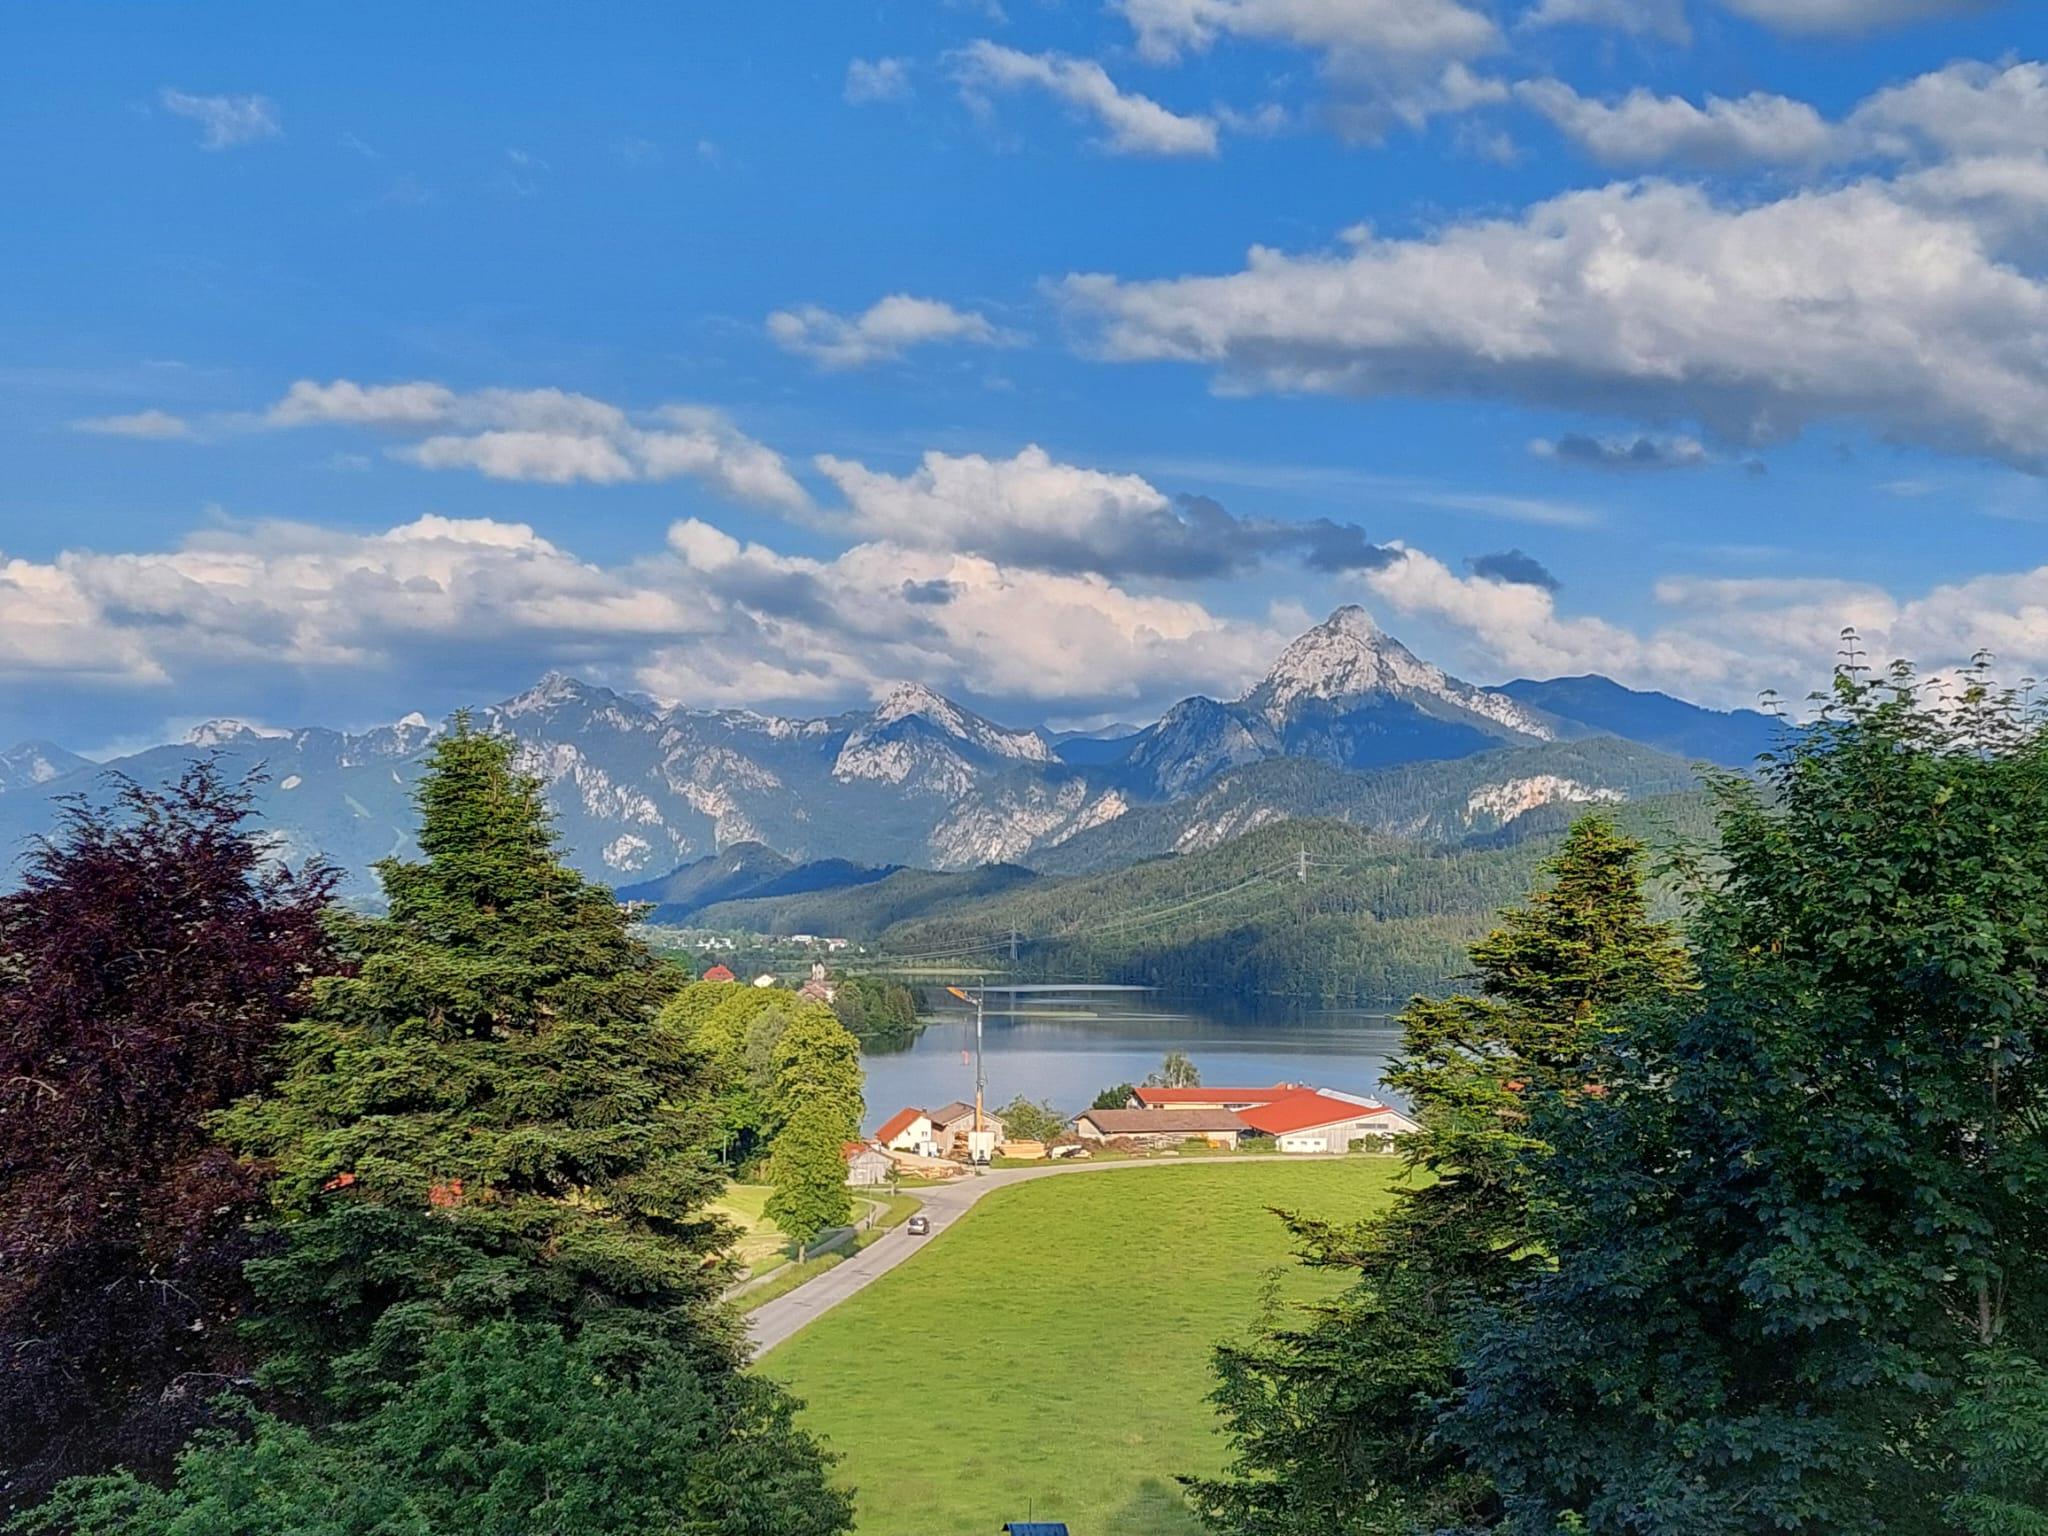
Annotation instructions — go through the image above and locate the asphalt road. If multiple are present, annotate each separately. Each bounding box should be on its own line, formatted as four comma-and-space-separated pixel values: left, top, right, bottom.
745, 1153, 1341, 1356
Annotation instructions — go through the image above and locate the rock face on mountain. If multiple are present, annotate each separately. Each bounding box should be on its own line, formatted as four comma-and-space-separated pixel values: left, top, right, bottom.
0, 608, 1753, 896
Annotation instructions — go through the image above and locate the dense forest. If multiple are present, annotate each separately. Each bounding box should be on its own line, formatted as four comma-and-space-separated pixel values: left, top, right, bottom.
871, 798, 1711, 1004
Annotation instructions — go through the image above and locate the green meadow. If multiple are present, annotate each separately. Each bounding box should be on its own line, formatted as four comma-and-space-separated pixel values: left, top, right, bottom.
762, 1159, 1404, 1536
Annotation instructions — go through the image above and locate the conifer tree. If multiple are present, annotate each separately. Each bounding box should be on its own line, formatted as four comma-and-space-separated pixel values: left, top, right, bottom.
216, 718, 738, 1409
1186, 816, 1690, 1536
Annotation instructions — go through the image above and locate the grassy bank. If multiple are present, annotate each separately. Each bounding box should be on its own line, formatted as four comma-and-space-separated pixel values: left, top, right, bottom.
761, 1159, 1403, 1535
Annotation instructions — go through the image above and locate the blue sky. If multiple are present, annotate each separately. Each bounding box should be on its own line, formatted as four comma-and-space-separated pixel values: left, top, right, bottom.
2, 0, 2044, 748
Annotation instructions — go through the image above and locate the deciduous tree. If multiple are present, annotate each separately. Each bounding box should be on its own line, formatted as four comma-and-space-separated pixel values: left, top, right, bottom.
1456, 665, 2048, 1534
0, 765, 333, 1511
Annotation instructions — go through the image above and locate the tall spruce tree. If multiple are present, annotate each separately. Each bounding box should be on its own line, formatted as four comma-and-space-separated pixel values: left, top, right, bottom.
215, 719, 739, 1408
0, 766, 333, 1511
1186, 816, 1690, 1536
1454, 662, 2048, 1534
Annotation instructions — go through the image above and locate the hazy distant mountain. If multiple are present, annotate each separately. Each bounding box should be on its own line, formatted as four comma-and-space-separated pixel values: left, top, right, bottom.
0, 741, 91, 795
1496, 675, 1780, 768
0, 608, 1760, 895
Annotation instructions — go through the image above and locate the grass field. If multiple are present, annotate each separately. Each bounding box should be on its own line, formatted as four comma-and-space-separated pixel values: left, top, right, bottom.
761, 1159, 1404, 1536
710, 1182, 790, 1275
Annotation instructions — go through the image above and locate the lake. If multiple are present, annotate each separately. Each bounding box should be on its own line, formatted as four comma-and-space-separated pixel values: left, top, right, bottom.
858, 983, 1405, 1133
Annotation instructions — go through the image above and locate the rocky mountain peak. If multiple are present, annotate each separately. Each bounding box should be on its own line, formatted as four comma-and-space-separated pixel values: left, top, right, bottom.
1249, 606, 1442, 715
499, 671, 598, 717
184, 718, 288, 747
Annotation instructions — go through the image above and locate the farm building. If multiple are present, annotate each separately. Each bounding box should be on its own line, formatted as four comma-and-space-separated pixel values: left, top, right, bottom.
1236, 1088, 1420, 1152
1070, 1107, 1246, 1150
875, 1106, 936, 1156
842, 1142, 893, 1187
928, 1101, 1005, 1156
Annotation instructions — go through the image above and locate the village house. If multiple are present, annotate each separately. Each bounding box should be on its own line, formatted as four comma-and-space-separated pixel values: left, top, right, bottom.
842, 1141, 893, 1187
1236, 1088, 1421, 1153
701, 963, 737, 983
875, 1106, 937, 1156
1070, 1106, 1246, 1150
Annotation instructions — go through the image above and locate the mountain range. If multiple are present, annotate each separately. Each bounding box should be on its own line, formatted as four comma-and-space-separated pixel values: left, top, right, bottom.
0, 607, 1775, 897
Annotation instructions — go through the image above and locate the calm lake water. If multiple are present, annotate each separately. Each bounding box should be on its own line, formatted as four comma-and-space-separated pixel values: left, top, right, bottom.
858, 984, 1404, 1134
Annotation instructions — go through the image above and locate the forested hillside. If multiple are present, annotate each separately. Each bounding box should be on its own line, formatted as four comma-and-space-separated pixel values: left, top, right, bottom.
687, 862, 1039, 937
869, 798, 1710, 1003
1030, 736, 1703, 874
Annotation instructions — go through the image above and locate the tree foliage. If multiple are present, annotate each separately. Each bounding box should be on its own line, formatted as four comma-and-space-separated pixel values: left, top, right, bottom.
0, 764, 334, 1511
1092, 1083, 1138, 1111
14, 1322, 852, 1536
996, 1096, 1067, 1143
764, 1104, 854, 1261
830, 974, 920, 1049
1455, 664, 2048, 1534
1187, 815, 1689, 1535
1148, 1052, 1202, 1089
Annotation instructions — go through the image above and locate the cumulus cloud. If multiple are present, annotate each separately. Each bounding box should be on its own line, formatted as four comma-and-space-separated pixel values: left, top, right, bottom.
1516, 80, 1837, 168
1119, 0, 1499, 67
1064, 173, 2048, 469
768, 295, 1006, 368
1851, 59, 2048, 162
260, 380, 811, 509
953, 41, 1220, 156
1521, 0, 1692, 43
813, 444, 1397, 579
0, 510, 1289, 719
159, 88, 280, 150
845, 57, 912, 104
1532, 433, 1710, 470
72, 409, 191, 440
1467, 548, 1561, 590
1718, 0, 1998, 34
1518, 61, 2047, 173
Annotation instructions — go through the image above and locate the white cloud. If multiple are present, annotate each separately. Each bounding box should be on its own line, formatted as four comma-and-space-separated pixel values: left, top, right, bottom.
814, 443, 1403, 577
846, 57, 912, 104
0, 510, 1286, 718
1718, 0, 1996, 33
1064, 173, 2048, 468
1120, 0, 1499, 67
1850, 60, 2048, 162
1521, 0, 1692, 43
768, 295, 1006, 368
953, 41, 1220, 157
1516, 80, 1837, 168
259, 380, 811, 509
159, 88, 281, 150
72, 409, 191, 440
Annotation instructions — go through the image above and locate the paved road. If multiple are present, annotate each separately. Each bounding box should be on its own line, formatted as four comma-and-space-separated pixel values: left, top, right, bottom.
746, 1154, 1342, 1355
